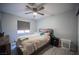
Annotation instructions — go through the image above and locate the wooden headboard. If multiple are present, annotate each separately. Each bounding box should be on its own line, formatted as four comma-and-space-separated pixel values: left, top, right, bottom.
39, 28, 53, 33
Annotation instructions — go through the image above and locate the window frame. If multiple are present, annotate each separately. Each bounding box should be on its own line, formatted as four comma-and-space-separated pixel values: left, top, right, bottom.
17, 20, 30, 34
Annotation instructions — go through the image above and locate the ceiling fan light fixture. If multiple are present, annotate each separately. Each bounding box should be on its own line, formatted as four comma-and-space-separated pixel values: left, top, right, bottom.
33, 12, 37, 16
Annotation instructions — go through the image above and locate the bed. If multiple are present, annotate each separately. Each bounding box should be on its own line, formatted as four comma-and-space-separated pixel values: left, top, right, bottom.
16, 29, 51, 55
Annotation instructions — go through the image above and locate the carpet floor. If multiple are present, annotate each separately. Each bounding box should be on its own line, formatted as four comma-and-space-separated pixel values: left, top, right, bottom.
11, 44, 75, 55
38, 45, 75, 55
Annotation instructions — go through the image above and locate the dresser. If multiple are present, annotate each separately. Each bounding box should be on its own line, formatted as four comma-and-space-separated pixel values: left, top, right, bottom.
0, 35, 11, 55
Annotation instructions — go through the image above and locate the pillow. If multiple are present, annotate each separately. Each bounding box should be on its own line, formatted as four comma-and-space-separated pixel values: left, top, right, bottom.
21, 38, 29, 43
40, 32, 44, 35
17, 38, 29, 47
17, 39, 22, 46
44, 32, 50, 36
17, 37, 29, 43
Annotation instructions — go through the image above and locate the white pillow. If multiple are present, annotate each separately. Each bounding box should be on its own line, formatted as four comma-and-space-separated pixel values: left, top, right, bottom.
44, 32, 50, 36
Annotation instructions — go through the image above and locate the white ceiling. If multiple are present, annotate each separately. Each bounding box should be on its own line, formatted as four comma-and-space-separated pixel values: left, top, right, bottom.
0, 3, 77, 20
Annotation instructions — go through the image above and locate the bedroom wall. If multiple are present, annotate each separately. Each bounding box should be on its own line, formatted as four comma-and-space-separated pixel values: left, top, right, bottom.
78, 15, 79, 54
1, 12, 37, 42
0, 13, 2, 32
37, 9, 77, 51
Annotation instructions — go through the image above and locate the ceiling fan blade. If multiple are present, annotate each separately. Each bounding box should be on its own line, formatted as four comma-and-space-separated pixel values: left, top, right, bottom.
28, 3, 35, 6
37, 12, 44, 15
26, 5, 33, 10
38, 7, 44, 11
25, 12, 32, 14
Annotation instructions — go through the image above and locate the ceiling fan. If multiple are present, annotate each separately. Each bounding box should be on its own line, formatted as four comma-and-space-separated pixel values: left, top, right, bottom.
25, 3, 45, 16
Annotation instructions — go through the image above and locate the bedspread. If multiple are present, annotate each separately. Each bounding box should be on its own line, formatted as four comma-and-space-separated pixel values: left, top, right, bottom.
17, 33, 50, 55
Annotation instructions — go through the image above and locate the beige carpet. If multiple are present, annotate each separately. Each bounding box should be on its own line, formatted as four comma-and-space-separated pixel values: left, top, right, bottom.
42, 47, 74, 55
38, 45, 75, 55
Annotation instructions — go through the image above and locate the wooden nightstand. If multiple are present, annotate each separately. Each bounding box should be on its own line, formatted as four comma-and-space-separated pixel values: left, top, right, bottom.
0, 35, 11, 55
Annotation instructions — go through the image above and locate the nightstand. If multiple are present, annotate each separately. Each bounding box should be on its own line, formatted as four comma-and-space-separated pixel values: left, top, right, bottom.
0, 35, 11, 55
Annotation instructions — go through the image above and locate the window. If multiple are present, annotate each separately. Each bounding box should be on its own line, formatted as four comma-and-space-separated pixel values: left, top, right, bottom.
17, 30, 30, 34
17, 21, 30, 34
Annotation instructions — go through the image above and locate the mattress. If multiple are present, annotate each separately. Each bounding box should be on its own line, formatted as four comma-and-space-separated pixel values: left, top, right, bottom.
17, 32, 50, 55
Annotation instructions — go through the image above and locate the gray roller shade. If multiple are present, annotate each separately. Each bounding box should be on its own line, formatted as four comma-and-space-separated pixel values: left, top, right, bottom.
17, 21, 30, 30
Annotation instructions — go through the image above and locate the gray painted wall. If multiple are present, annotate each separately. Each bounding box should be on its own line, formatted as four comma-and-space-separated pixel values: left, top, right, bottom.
1, 12, 37, 42
0, 13, 2, 32
37, 9, 77, 51
78, 15, 79, 54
